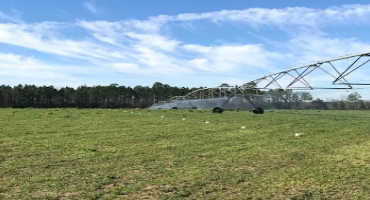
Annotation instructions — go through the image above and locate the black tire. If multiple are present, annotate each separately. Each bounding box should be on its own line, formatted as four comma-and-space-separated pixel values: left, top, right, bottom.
252, 107, 264, 114
212, 107, 224, 113
171, 107, 178, 110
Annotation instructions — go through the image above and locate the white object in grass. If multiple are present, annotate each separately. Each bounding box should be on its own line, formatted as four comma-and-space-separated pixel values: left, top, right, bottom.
295, 133, 304, 137
241, 126, 246, 129
205, 121, 210, 124
182, 118, 186, 121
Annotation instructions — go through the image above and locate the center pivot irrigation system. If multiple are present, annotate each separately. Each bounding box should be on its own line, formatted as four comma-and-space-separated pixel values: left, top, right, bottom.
150, 52, 370, 113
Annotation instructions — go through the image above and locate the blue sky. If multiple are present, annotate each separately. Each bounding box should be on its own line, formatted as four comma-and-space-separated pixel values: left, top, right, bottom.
1, 0, 370, 99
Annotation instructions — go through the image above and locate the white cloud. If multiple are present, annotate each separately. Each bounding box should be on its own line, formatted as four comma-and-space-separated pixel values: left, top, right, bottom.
125, 32, 179, 51
108, 4, 370, 31
83, 1, 97, 14
184, 44, 285, 73
77, 19, 168, 45
78, 20, 125, 45
0, 23, 127, 62
0, 53, 87, 86
287, 35, 370, 65
73, 4, 370, 77
112, 62, 141, 72
0, 21, 191, 76
129, 45, 192, 75
1, 4, 370, 91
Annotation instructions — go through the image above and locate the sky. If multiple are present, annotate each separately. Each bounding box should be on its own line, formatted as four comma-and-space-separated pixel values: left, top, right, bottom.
1, 0, 370, 99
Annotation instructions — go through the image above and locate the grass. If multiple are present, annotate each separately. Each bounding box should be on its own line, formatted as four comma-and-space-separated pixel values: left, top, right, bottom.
0, 108, 370, 199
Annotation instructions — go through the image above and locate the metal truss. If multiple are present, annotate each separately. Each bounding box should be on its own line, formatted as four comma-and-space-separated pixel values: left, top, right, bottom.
169, 86, 265, 109
171, 86, 245, 100
170, 52, 370, 101
245, 51, 370, 91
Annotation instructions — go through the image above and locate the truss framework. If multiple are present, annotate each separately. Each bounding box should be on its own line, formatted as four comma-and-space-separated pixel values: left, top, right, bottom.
169, 52, 370, 101
245, 51, 370, 91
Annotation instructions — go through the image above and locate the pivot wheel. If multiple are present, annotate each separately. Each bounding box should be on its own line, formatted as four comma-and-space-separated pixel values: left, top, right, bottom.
252, 107, 264, 114
212, 107, 224, 113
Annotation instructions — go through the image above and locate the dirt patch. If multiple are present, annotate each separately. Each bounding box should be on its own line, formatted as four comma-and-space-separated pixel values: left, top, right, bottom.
60, 191, 82, 199
31, 191, 58, 199
103, 184, 115, 191
127, 185, 160, 200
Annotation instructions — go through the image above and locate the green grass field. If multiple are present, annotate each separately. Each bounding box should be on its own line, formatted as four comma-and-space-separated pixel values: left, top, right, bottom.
1, 109, 370, 199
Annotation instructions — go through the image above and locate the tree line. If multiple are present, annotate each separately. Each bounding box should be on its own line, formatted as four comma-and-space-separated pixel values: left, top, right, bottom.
0, 82, 195, 108
265, 91, 370, 110
0, 83, 368, 110
276, 99, 370, 110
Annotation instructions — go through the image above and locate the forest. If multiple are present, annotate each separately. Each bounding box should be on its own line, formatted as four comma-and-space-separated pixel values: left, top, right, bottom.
0, 82, 369, 109
0, 82, 194, 108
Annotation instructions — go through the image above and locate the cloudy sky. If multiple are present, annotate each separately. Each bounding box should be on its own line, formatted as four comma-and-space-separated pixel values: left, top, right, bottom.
1, 0, 370, 99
